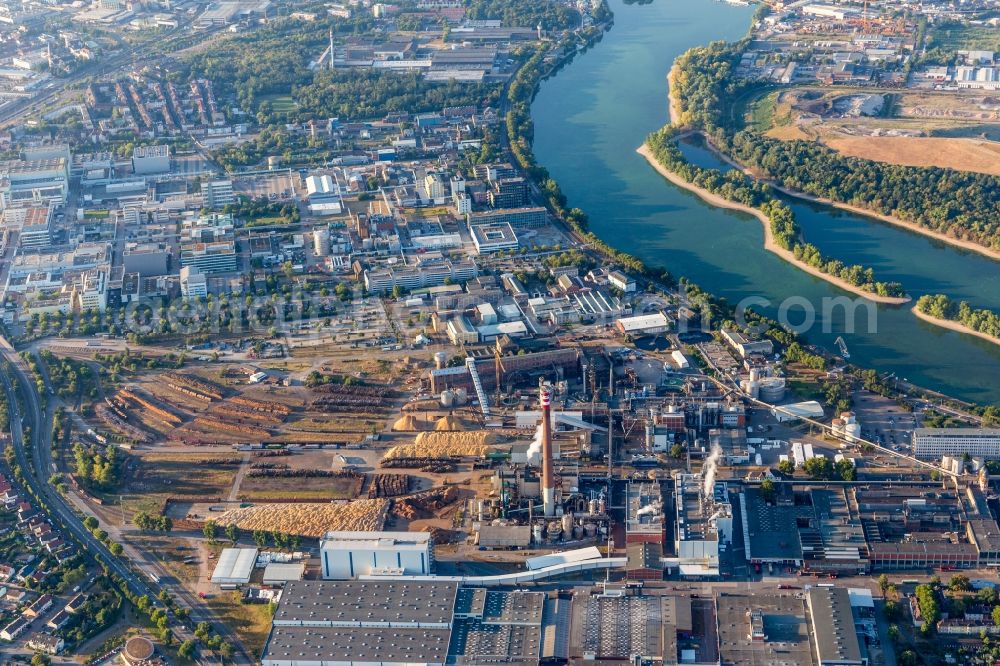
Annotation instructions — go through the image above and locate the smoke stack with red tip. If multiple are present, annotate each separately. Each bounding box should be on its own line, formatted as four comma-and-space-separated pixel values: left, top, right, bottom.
540, 387, 555, 517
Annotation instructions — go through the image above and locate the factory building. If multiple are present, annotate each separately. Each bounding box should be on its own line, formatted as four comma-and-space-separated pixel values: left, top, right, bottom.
261, 580, 556, 666
625, 481, 666, 546
806, 587, 864, 666
673, 473, 732, 576
614, 311, 671, 337
319, 531, 434, 578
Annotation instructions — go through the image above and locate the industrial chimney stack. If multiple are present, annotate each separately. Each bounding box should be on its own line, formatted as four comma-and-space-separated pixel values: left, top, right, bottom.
540, 388, 555, 517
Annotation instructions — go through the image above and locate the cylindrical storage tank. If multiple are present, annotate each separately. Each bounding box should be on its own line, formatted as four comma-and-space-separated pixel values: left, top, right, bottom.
597, 496, 607, 515
845, 422, 862, 443
313, 228, 330, 256
749, 368, 762, 382
584, 523, 598, 538
561, 512, 574, 534
440, 390, 455, 408
434, 351, 449, 369
454, 388, 468, 405
477, 500, 484, 522
573, 525, 584, 540
588, 499, 599, 515
758, 377, 786, 403
547, 521, 562, 542
831, 418, 845, 436
267, 155, 282, 169
841, 411, 856, 424
532, 523, 544, 543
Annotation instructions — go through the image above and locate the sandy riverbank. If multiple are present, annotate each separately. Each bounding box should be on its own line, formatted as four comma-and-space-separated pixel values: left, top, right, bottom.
697, 135, 1000, 264
667, 64, 681, 125
636, 143, 911, 305
911, 307, 1000, 348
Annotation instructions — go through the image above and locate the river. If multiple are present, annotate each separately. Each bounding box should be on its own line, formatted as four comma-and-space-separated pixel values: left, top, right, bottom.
531, 0, 1000, 404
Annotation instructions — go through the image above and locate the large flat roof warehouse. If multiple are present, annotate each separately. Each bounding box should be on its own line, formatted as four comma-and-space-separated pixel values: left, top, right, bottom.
262, 625, 452, 666
211, 548, 258, 586
615, 311, 670, 334
273, 580, 459, 627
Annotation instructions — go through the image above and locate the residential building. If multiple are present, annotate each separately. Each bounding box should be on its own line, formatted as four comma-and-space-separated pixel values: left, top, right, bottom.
26, 635, 64, 655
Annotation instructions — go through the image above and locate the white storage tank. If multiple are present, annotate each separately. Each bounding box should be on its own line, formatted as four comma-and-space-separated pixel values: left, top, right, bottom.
313, 228, 330, 256
845, 422, 862, 443
758, 377, 786, 403
440, 390, 456, 408
434, 351, 449, 369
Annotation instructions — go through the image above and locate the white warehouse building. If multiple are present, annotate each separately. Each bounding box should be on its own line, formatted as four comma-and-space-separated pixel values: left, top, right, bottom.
320, 531, 434, 579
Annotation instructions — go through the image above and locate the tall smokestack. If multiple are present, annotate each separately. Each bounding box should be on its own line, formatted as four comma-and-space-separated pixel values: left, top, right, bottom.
541, 388, 555, 517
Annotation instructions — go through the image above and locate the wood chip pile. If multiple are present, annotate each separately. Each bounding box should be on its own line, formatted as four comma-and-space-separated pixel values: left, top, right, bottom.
213, 499, 389, 537
383, 431, 501, 461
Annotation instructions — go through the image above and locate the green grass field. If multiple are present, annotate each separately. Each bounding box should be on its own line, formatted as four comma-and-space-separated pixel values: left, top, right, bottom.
259, 94, 297, 113
927, 24, 1000, 53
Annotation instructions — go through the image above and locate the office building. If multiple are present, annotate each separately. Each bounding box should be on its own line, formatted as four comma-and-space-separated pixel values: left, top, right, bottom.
470, 222, 518, 254
180, 266, 208, 299
131, 144, 170, 175
913, 428, 1000, 458
123, 243, 170, 276
319, 531, 434, 578
180, 240, 237, 274
17, 206, 52, 248
203, 179, 235, 209
0, 159, 69, 209
487, 176, 528, 209
468, 206, 547, 230
364, 258, 477, 293
75, 269, 108, 312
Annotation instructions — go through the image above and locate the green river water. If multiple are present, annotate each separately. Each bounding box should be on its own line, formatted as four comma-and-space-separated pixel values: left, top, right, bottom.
530, 0, 1000, 404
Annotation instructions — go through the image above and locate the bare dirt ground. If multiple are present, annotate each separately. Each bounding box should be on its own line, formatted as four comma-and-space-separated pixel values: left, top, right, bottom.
825, 136, 1000, 176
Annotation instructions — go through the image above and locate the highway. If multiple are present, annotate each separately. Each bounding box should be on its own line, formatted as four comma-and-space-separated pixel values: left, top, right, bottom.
1, 340, 252, 665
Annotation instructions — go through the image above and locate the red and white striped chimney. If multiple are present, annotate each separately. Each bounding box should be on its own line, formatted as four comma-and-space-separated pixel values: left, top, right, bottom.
540, 388, 555, 517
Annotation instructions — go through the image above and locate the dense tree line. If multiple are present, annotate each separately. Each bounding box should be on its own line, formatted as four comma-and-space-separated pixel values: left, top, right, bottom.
667, 40, 1000, 252
646, 127, 905, 298
465, 0, 580, 29
721, 130, 1000, 251
916, 294, 1000, 340
670, 40, 748, 129
295, 69, 500, 120
186, 14, 375, 114
73, 442, 121, 491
